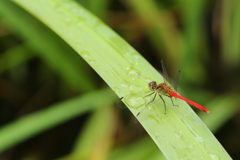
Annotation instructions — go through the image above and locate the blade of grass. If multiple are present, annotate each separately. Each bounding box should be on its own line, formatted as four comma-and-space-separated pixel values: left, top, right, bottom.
0, 1, 95, 92
221, 0, 233, 65
221, 0, 240, 66
12, 0, 231, 159
0, 88, 116, 152
59, 107, 115, 160
230, 0, 240, 64
74, 108, 114, 159
178, 0, 210, 85
127, 0, 182, 66
109, 136, 165, 160
0, 44, 35, 73
88, 0, 110, 20
200, 93, 239, 133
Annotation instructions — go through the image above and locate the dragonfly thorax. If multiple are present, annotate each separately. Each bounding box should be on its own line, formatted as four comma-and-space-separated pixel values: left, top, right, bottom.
148, 81, 173, 96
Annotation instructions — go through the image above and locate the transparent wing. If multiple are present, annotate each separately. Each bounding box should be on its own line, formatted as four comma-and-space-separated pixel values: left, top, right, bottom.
161, 60, 181, 91
161, 59, 170, 83
172, 70, 181, 91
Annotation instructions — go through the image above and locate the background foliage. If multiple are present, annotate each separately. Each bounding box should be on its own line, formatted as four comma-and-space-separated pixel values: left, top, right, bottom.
0, 0, 239, 159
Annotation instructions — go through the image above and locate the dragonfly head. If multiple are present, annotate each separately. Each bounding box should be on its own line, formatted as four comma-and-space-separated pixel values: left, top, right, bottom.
148, 81, 157, 91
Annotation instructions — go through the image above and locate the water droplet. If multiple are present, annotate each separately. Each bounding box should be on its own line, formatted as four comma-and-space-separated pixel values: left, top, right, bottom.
65, 17, 72, 25
146, 105, 155, 111
129, 85, 142, 92
209, 154, 220, 160
189, 143, 195, 149
81, 50, 90, 58
125, 67, 130, 71
124, 93, 145, 109
127, 69, 140, 81
154, 132, 159, 139
174, 130, 183, 139
88, 59, 96, 65
148, 114, 160, 123
112, 87, 120, 95
195, 135, 204, 143
133, 55, 141, 60
193, 117, 204, 126
120, 83, 128, 88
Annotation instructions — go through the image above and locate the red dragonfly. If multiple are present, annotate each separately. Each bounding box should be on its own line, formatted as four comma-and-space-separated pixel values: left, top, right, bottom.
143, 60, 210, 114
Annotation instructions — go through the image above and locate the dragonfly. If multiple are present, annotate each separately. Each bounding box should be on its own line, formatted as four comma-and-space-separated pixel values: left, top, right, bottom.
142, 60, 210, 114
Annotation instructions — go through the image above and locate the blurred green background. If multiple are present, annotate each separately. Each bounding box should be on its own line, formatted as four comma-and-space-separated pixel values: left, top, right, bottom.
0, 0, 240, 159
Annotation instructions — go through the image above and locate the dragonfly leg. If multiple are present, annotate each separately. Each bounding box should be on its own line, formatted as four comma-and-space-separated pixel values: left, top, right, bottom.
145, 92, 157, 106
158, 94, 166, 114
170, 97, 179, 107
136, 92, 156, 117
143, 91, 155, 99
165, 95, 179, 107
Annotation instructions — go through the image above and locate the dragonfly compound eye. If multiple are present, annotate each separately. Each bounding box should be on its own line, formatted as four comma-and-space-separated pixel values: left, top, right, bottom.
149, 81, 157, 90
